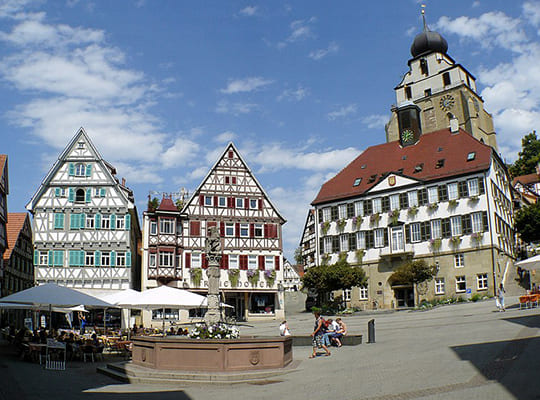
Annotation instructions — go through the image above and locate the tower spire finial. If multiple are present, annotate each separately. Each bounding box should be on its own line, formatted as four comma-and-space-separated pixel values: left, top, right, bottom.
421, 4, 428, 31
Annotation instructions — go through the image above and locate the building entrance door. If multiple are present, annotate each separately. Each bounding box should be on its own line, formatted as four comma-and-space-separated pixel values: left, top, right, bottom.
225, 293, 245, 322
393, 285, 414, 308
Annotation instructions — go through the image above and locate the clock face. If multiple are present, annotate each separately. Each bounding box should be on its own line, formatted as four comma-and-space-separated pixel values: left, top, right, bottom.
439, 94, 455, 111
401, 129, 414, 144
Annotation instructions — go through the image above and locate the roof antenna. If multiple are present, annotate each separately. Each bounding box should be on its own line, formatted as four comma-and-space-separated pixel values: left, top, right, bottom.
421, 4, 428, 31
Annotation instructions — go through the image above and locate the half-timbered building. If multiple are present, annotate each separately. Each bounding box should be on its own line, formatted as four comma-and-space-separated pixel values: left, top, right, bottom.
26, 128, 141, 296
3, 213, 34, 296
0, 155, 9, 297
141, 142, 286, 322
299, 209, 316, 270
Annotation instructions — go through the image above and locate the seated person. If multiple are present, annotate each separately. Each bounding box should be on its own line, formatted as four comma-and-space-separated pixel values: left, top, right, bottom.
323, 318, 339, 346
332, 318, 347, 347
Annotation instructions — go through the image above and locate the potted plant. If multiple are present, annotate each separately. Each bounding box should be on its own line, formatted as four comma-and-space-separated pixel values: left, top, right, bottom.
448, 199, 459, 209
407, 205, 418, 217
388, 209, 400, 225
190, 268, 202, 287
352, 216, 363, 229
264, 270, 276, 286
468, 195, 479, 203
471, 232, 483, 245
370, 212, 380, 226
427, 203, 439, 212
247, 269, 259, 285
321, 221, 330, 235
337, 218, 347, 231
321, 253, 330, 265
430, 238, 442, 251
228, 269, 240, 287
339, 251, 348, 262
355, 249, 365, 264
450, 236, 462, 247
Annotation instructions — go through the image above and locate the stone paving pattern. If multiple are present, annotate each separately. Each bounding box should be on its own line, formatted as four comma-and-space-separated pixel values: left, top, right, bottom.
0, 296, 538, 400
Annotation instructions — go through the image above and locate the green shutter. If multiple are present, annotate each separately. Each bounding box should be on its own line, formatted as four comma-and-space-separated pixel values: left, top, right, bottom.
48, 250, 53, 266
69, 250, 76, 266
86, 189, 91, 203
95, 214, 101, 229
70, 214, 77, 230
110, 251, 116, 267
54, 213, 64, 229
95, 251, 101, 266
125, 251, 131, 267
68, 163, 75, 176
68, 188, 75, 202
100, 188, 106, 197
125, 214, 131, 230
79, 250, 85, 266
34, 250, 39, 265
54, 251, 64, 266
55, 188, 61, 197
86, 164, 92, 177
110, 214, 116, 230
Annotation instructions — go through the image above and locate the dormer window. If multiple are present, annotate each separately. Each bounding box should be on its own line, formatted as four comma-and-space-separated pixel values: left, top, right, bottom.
437, 147, 443, 152
435, 159, 445, 169
467, 152, 476, 161
368, 174, 377, 183
397, 168, 404, 174
414, 163, 424, 173
361, 164, 367, 169
420, 58, 429, 76
353, 178, 362, 187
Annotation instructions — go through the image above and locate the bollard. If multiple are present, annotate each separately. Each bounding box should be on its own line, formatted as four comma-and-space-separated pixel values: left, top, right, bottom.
367, 319, 375, 344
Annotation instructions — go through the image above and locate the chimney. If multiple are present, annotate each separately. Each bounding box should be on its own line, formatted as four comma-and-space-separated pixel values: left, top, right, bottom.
122, 177, 126, 186
449, 116, 459, 133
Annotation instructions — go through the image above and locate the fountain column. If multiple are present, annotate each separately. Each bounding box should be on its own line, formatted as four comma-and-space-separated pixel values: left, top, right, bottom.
204, 226, 222, 326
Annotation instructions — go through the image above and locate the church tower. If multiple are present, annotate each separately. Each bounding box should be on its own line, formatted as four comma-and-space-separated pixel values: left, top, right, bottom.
385, 9, 498, 150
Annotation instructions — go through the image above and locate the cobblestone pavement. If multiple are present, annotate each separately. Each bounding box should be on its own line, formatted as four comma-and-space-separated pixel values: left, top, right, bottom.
0, 296, 539, 400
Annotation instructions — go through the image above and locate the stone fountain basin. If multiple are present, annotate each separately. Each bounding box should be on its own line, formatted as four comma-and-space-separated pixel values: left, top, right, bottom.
132, 336, 293, 371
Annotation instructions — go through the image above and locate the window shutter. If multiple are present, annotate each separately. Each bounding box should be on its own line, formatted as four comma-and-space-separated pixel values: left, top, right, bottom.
34, 250, 39, 265
68, 188, 75, 202
399, 193, 408, 209
405, 225, 411, 243
382, 197, 390, 213
79, 250, 85, 266
214, 196, 218, 206
199, 195, 204, 205
332, 236, 340, 253
258, 199, 263, 209
221, 254, 229, 269
202, 254, 208, 269
249, 223, 254, 237
70, 214, 77, 230
185, 253, 191, 268
258, 255, 265, 271
68, 163, 75, 176
318, 209, 323, 222
126, 252, 131, 267
384, 229, 389, 247
482, 211, 489, 232
190, 221, 200, 236
458, 181, 468, 198
220, 222, 225, 237
48, 250, 53, 266
110, 214, 116, 230
55, 188, 61, 197
95, 251, 101, 266
478, 178, 485, 194
264, 224, 269, 238
347, 203, 354, 218
349, 233, 357, 250
111, 251, 116, 266
235, 223, 240, 237
367, 231, 374, 249
462, 215, 472, 235
438, 186, 448, 202
240, 255, 247, 270
418, 189, 428, 205
86, 164, 92, 177
245, 198, 249, 209
422, 222, 431, 241
95, 214, 101, 229
125, 214, 131, 230
85, 188, 91, 203
100, 188, 106, 197
331, 206, 338, 221
227, 197, 232, 208
275, 256, 280, 271
442, 218, 451, 238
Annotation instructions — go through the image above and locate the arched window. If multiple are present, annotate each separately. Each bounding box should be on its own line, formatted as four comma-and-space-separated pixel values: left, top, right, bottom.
75, 188, 85, 203
75, 163, 85, 177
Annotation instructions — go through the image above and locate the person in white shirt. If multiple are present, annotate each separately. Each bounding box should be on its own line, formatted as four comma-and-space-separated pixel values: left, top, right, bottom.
279, 321, 291, 336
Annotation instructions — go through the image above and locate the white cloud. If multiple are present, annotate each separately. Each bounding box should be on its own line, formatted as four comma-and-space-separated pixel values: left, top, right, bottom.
215, 131, 236, 143
161, 137, 200, 168
239, 6, 257, 16
113, 161, 164, 184
327, 104, 357, 120
215, 100, 257, 115
188, 166, 209, 180
361, 114, 389, 130
220, 77, 273, 94
277, 86, 308, 102
278, 17, 316, 48
523, 1, 540, 27
308, 41, 339, 60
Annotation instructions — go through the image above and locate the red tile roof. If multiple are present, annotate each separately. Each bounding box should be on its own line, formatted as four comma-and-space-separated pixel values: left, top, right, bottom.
4, 213, 29, 260
512, 172, 540, 187
158, 197, 178, 212
312, 128, 493, 205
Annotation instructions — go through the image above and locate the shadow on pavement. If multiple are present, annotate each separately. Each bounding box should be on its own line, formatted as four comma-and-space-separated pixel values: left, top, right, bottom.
502, 314, 540, 329
451, 336, 540, 400
81, 392, 191, 399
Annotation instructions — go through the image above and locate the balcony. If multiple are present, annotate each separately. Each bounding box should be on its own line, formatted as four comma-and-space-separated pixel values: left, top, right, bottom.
378, 244, 415, 260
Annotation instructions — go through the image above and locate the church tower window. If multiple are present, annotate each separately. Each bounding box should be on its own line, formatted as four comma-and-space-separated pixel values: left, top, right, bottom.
442, 72, 451, 86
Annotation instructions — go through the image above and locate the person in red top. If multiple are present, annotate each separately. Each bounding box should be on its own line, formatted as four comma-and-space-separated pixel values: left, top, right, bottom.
309, 312, 331, 358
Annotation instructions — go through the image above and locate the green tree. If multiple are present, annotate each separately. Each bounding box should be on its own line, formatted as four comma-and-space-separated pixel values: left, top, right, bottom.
294, 246, 303, 265
515, 202, 540, 243
301, 258, 367, 305
509, 131, 540, 178
147, 197, 159, 211
390, 260, 437, 306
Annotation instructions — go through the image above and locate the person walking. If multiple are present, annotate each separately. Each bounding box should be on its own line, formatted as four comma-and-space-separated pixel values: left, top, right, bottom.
309, 311, 331, 358
497, 283, 506, 312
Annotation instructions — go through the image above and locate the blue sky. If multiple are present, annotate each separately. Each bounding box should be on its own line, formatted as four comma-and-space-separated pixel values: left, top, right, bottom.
1, 0, 539, 260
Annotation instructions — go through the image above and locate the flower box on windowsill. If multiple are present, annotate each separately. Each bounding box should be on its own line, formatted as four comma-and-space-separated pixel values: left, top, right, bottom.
321, 221, 330, 235
449, 236, 462, 247
430, 238, 442, 251
370, 213, 380, 226
427, 203, 439, 212
407, 206, 418, 217
337, 218, 347, 231
448, 199, 459, 209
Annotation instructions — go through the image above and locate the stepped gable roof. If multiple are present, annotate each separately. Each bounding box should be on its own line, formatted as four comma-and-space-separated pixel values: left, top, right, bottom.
158, 197, 178, 212
312, 128, 493, 205
4, 213, 28, 260
512, 172, 540, 187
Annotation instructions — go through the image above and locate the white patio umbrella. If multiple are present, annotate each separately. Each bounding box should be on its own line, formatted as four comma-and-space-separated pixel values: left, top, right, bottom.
515, 254, 540, 270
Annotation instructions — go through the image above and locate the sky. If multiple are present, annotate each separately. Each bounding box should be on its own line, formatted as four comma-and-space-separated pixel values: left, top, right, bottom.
1, 0, 539, 261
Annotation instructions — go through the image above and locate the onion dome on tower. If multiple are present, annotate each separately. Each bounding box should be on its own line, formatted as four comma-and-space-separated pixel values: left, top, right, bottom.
410, 7, 448, 58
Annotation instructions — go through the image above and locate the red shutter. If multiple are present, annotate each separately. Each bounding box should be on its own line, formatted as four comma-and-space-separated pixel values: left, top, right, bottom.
202, 254, 207, 269
207, 221, 217, 229
199, 195, 204, 205
221, 254, 229, 269
228, 150, 233, 158
235, 223, 240, 237
190, 221, 200, 236
231, 197, 236, 209
227, 197, 232, 208
220, 222, 225, 237
249, 224, 254, 237
275, 256, 280, 270
239, 255, 248, 270
258, 255, 265, 271
264, 224, 269, 238
273, 224, 278, 238
245, 198, 249, 209
185, 253, 191, 268
232, 177, 237, 184
225, 177, 230, 184
214, 196, 218, 206
258, 199, 263, 209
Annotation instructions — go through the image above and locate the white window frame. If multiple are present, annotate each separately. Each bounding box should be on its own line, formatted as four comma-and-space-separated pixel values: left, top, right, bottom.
248, 255, 257, 269
428, 186, 438, 203
204, 196, 213, 206
101, 252, 110, 267
340, 234, 349, 252
342, 289, 351, 302
236, 198, 244, 208
254, 223, 263, 238
240, 223, 249, 237
431, 219, 442, 239
116, 216, 125, 230
410, 223, 421, 243
468, 179, 479, 196
456, 276, 466, 293
229, 254, 239, 269
472, 212, 483, 233
374, 228, 384, 248
101, 215, 110, 229
338, 204, 347, 219
435, 278, 445, 295
322, 208, 331, 222
150, 221, 157, 235
160, 219, 175, 234
39, 251, 48, 266
116, 252, 126, 267
225, 222, 235, 237
408, 191, 418, 207
323, 237, 332, 253
450, 216, 462, 236
75, 163, 86, 177
454, 253, 465, 268
390, 194, 400, 211
249, 199, 258, 209
477, 273, 488, 290
191, 253, 201, 268
265, 256, 274, 270
447, 182, 458, 200
218, 196, 226, 207
355, 201, 364, 217
159, 252, 174, 267
356, 231, 366, 250
86, 215, 95, 229
85, 252, 94, 267
373, 198, 382, 214
359, 286, 368, 300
